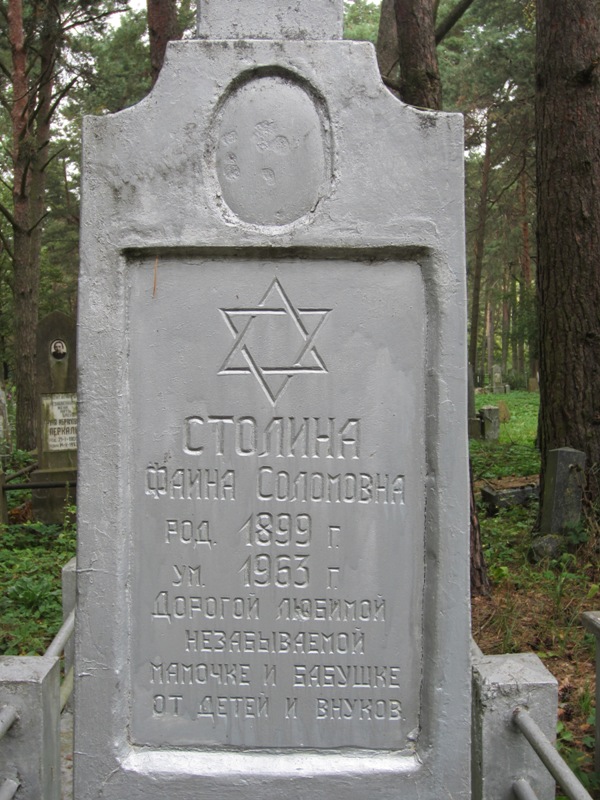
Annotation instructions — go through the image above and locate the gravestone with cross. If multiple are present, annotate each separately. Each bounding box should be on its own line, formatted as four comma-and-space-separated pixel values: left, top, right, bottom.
74, 1, 470, 799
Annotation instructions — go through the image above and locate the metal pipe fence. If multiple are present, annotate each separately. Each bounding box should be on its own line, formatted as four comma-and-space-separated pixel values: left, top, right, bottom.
512, 778, 540, 800
46, 610, 75, 660
0, 708, 18, 743
513, 707, 593, 800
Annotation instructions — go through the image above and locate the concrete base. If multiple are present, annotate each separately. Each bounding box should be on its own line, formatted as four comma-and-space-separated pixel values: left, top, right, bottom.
31, 468, 77, 525
472, 652, 558, 800
0, 656, 60, 800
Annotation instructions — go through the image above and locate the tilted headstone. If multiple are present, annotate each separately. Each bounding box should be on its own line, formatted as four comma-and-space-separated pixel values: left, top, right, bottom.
75, 2, 470, 800
480, 405, 500, 441
540, 447, 586, 535
31, 312, 77, 522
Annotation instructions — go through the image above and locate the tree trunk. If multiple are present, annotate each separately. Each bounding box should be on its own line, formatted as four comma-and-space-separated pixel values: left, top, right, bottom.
470, 464, 490, 597
510, 278, 520, 375
393, 0, 442, 109
377, 0, 400, 89
147, 0, 181, 86
536, 0, 600, 503
501, 265, 510, 375
468, 122, 492, 371
8, 0, 37, 451
435, 0, 477, 44
520, 168, 532, 286
486, 298, 494, 383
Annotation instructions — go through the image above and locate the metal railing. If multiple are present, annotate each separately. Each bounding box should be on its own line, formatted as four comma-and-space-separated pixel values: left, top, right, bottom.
0, 777, 19, 800
512, 707, 593, 800
0, 705, 20, 799
0, 707, 18, 742
0, 462, 77, 524
512, 777, 540, 800
47, 609, 75, 711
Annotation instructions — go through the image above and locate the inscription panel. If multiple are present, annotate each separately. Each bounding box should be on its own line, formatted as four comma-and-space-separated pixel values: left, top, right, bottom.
41, 393, 77, 451
128, 257, 426, 750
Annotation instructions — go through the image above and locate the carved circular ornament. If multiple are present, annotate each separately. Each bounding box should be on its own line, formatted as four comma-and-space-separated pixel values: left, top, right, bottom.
212, 71, 332, 228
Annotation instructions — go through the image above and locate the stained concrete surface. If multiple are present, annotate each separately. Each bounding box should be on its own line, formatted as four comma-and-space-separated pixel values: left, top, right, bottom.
60, 710, 73, 800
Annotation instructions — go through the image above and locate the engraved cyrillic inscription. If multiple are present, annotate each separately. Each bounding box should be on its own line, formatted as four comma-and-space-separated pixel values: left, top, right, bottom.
129, 258, 426, 749
183, 415, 360, 458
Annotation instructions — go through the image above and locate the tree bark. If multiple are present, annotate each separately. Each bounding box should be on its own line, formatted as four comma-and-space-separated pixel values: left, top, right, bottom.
468, 122, 492, 371
8, 0, 38, 451
376, 0, 401, 92
501, 265, 510, 375
435, 0, 477, 44
486, 297, 494, 383
147, 0, 181, 86
510, 278, 520, 375
536, 0, 600, 503
379, 0, 479, 96
470, 464, 490, 596
393, 0, 442, 109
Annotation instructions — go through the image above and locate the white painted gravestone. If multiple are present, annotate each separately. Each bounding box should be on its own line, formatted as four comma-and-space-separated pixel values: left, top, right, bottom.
75, 1, 469, 799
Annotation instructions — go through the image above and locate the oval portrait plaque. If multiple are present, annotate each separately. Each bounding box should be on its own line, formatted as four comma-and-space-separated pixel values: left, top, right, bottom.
214, 73, 330, 227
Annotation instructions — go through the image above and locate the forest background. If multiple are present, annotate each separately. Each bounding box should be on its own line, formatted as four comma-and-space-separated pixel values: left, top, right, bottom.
0, 0, 536, 447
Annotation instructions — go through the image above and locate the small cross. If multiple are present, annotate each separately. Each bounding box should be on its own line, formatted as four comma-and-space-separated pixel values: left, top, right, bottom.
197, 0, 343, 40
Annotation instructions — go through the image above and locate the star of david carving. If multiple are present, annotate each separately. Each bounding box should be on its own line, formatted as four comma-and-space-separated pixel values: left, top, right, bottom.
219, 278, 331, 404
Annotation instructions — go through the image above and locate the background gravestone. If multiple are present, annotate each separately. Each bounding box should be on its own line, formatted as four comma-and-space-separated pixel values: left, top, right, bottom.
31, 311, 77, 523
75, 2, 470, 799
540, 447, 586, 535
491, 364, 505, 394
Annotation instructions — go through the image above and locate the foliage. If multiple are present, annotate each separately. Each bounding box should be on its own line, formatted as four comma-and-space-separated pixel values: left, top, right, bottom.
0, 508, 76, 655
68, 9, 151, 119
437, 1, 536, 384
343, 0, 380, 42
470, 389, 600, 789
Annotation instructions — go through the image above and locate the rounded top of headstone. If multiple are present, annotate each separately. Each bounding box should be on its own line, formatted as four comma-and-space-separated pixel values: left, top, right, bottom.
197, 0, 343, 40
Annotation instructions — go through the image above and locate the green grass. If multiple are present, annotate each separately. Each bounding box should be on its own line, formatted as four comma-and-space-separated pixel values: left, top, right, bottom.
471, 390, 540, 480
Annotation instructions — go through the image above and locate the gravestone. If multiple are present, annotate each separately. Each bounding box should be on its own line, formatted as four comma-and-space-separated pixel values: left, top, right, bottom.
492, 364, 503, 393
540, 447, 586, 535
75, 3, 470, 800
31, 312, 77, 523
480, 405, 500, 440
